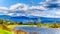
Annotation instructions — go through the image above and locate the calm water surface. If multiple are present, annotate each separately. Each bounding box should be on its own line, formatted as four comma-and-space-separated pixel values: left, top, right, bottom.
14, 26, 60, 34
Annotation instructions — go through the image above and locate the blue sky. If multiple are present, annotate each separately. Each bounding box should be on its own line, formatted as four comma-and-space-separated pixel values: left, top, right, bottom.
0, 0, 45, 7
0, 0, 60, 18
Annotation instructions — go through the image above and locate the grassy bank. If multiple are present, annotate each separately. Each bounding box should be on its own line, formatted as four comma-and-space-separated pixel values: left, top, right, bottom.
0, 28, 12, 34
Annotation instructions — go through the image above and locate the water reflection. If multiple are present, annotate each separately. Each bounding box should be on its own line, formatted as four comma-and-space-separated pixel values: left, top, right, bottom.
14, 26, 60, 34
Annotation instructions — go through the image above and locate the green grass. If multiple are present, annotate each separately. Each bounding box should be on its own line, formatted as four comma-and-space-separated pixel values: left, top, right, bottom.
0, 28, 12, 34
8, 25, 37, 29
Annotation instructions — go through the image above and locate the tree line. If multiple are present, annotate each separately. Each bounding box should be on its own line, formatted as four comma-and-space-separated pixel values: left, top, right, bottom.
0, 18, 60, 28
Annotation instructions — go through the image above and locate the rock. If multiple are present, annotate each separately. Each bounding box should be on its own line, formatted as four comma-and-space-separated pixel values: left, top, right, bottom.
30, 32, 38, 34
13, 30, 28, 34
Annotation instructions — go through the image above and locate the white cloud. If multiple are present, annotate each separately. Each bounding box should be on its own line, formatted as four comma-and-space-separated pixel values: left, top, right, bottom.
29, 6, 47, 11
9, 3, 29, 11
0, 7, 8, 11
8, 13, 25, 16
0, 0, 60, 18
8, 13, 14, 16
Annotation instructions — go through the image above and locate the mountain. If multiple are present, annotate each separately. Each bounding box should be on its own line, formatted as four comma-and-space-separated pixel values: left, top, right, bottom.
40, 17, 60, 23
0, 15, 11, 19
0, 15, 60, 24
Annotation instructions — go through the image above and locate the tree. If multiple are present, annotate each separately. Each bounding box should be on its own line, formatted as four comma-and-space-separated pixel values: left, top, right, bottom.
29, 20, 34, 26
0, 19, 3, 24
18, 22, 23, 25
3, 20, 9, 25
37, 17, 41, 27
9, 22, 14, 25
53, 21, 59, 28
49, 21, 59, 28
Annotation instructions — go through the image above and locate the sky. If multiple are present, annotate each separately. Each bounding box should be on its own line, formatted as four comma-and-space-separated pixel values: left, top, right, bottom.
0, 0, 60, 18
0, 0, 44, 7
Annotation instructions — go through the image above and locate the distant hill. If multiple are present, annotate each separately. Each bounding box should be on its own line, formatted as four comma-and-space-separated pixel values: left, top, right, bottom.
0, 15, 60, 24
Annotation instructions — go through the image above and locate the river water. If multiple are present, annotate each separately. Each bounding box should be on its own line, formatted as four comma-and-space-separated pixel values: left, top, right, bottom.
14, 26, 60, 34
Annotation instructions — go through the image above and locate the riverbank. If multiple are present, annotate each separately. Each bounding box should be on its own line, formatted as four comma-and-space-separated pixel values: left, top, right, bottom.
0, 25, 60, 34
8, 24, 60, 29
7, 24, 56, 29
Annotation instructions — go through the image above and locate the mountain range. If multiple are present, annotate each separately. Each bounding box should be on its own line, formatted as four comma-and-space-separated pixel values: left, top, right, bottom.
0, 15, 60, 24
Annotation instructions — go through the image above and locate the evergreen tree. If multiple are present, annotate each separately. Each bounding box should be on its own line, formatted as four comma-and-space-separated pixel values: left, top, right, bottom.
37, 17, 41, 27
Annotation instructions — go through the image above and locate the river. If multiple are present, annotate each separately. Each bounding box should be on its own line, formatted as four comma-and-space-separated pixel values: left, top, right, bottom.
14, 26, 60, 34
